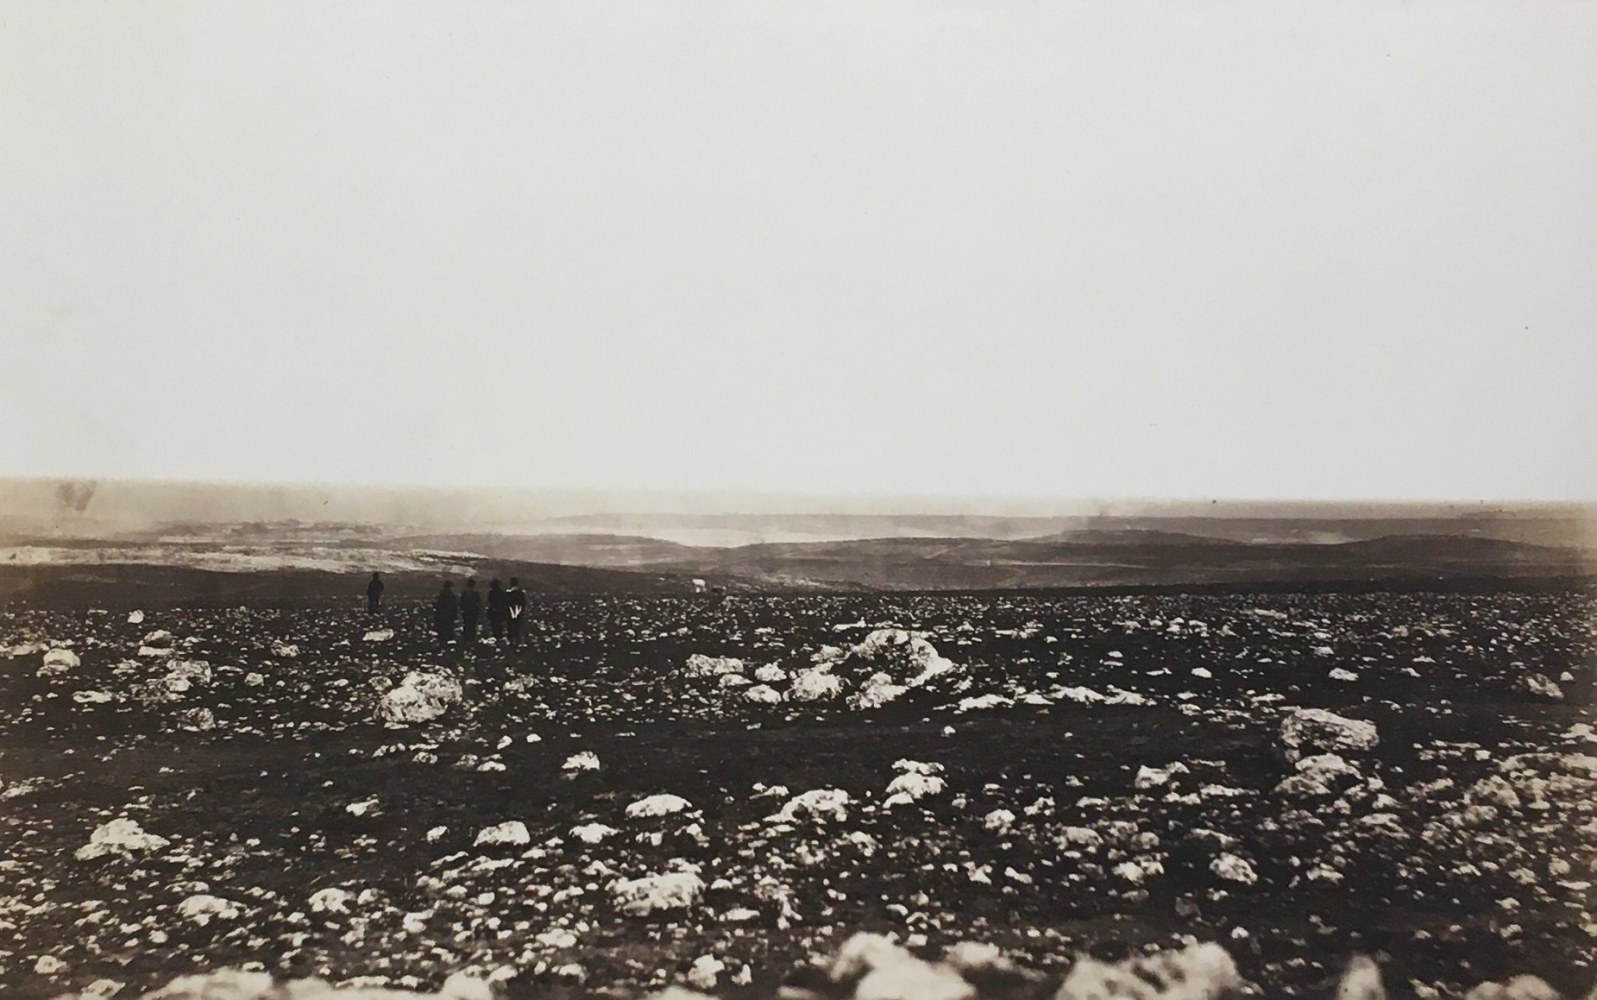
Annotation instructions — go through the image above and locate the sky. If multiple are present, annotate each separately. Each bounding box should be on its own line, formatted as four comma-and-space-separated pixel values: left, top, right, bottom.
2, 1, 1594, 505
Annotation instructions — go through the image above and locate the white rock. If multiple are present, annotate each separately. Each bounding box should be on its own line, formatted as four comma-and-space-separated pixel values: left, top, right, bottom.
983, 809, 1016, 832
772, 788, 851, 824
1135, 764, 1184, 790
570, 823, 619, 844
1463, 975, 1562, 1000
885, 771, 946, 802
439, 972, 493, 1000
955, 693, 1012, 713
34, 955, 68, 975
626, 794, 692, 819
562, 751, 600, 772
377, 671, 462, 725
944, 941, 1016, 975
788, 668, 844, 701
1276, 753, 1363, 797
857, 960, 974, 1000
852, 672, 910, 709
1056, 942, 1239, 1000
1280, 708, 1379, 760
847, 629, 958, 687
363, 628, 396, 642
829, 933, 973, 1000
685, 654, 744, 677
754, 663, 788, 684
610, 870, 705, 916
475, 821, 531, 847
1058, 826, 1103, 850
39, 647, 81, 675
75, 818, 170, 860
536, 928, 579, 948
73, 690, 114, 704
309, 887, 353, 914
127, 610, 145, 624
686, 955, 725, 991
1329, 668, 1360, 683
1518, 674, 1564, 701
1335, 955, 1386, 1000
1211, 853, 1259, 885
744, 684, 783, 704
176, 894, 242, 926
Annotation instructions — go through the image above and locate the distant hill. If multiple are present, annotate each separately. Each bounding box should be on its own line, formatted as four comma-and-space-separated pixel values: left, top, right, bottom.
0, 558, 698, 609
0, 476, 1592, 598
630, 531, 1594, 591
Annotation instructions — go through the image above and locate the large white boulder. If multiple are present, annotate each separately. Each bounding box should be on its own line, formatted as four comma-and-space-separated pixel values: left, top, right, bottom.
1056, 942, 1240, 1000
377, 671, 462, 724
75, 818, 170, 860
846, 629, 957, 687
1279, 708, 1379, 761
39, 648, 81, 676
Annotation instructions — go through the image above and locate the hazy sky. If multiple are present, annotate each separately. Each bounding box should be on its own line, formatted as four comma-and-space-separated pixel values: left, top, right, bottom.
3, 2, 1594, 503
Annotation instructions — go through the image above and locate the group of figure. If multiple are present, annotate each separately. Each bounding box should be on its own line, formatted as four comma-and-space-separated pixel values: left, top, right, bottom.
433, 577, 527, 648
361, 571, 528, 650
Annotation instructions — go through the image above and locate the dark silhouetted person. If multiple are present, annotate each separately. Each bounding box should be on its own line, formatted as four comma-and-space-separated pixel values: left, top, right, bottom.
486, 578, 508, 642
366, 572, 384, 612
505, 577, 527, 648
459, 578, 482, 642
433, 581, 458, 646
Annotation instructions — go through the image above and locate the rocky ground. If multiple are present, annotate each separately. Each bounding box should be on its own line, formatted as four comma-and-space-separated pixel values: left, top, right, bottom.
2, 588, 1595, 999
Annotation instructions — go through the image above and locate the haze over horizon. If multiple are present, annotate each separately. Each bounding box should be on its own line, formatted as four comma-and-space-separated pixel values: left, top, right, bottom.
4, 2, 1595, 502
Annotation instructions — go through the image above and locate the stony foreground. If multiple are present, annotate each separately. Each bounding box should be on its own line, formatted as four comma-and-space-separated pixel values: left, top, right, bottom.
2, 588, 1595, 999
45, 934, 1597, 1000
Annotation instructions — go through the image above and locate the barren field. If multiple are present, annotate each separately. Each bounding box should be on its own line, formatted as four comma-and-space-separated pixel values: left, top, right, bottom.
3, 587, 1596, 998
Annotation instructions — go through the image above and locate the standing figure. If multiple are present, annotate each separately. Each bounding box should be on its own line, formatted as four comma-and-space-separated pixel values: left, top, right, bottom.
433, 581, 459, 646
505, 577, 527, 649
459, 578, 483, 642
486, 578, 508, 643
367, 572, 384, 612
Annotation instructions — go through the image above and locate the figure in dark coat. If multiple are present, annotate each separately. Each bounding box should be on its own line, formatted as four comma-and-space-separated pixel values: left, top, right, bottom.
504, 577, 527, 648
366, 572, 384, 612
459, 578, 483, 642
486, 578, 508, 641
433, 581, 458, 645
